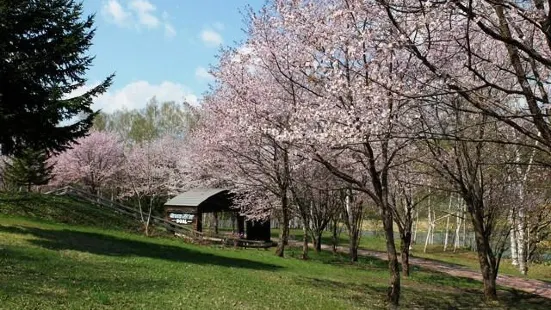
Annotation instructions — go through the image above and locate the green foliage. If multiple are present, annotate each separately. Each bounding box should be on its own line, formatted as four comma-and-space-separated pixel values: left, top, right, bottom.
0, 0, 114, 155
3, 148, 53, 191
92, 98, 200, 143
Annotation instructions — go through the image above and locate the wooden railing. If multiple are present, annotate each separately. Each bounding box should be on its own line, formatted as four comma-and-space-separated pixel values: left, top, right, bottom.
46, 186, 273, 248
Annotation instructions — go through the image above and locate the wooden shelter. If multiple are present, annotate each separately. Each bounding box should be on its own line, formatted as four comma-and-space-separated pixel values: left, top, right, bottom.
164, 188, 271, 242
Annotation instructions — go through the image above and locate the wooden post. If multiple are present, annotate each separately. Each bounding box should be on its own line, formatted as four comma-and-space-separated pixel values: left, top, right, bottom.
193, 211, 203, 232
237, 215, 245, 237
213, 212, 219, 235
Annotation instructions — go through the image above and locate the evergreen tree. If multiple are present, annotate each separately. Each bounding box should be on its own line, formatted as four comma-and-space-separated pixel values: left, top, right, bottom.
4, 148, 54, 192
0, 0, 114, 156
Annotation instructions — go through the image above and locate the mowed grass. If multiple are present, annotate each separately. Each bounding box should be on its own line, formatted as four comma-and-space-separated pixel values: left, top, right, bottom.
0, 194, 550, 309
0, 192, 140, 231
278, 228, 551, 282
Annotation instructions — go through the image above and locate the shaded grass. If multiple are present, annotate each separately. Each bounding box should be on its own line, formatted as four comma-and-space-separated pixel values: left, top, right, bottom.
1, 217, 550, 309
278, 228, 551, 282
0, 192, 139, 231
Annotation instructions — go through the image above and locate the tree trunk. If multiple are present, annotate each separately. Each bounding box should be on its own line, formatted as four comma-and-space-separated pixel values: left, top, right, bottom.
275, 201, 290, 257
517, 208, 528, 275
454, 204, 462, 251
382, 207, 401, 307
349, 232, 358, 262
430, 209, 435, 244
470, 200, 498, 301
477, 243, 498, 301
509, 209, 519, 266
400, 232, 412, 277
444, 195, 452, 251
302, 222, 309, 260
345, 194, 360, 262
145, 205, 153, 237
461, 204, 467, 247
412, 210, 419, 244
424, 205, 432, 253
332, 218, 339, 254
483, 274, 497, 301
314, 231, 323, 252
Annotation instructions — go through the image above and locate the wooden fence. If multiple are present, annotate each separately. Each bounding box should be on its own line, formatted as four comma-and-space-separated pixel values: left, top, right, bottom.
47, 186, 274, 249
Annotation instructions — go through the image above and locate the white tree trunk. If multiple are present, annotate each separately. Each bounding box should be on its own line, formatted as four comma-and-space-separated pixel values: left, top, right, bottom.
512, 134, 537, 275
430, 209, 436, 244
517, 207, 527, 275
454, 199, 462, 251
461, 203, 466, 247
509, 208, 519, 266
444, 195, 452, 251
413, 210, 419, 244
424, 205, 431, 253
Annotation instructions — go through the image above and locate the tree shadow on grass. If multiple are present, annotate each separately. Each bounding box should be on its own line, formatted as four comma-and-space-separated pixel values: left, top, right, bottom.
0, 224, 281, 271
0, 245, 176, 307
295, 275, 551, 310
286, 248, 551, 309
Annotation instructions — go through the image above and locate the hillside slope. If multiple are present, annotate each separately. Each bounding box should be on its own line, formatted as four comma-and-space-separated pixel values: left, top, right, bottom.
0, 192, 139, 231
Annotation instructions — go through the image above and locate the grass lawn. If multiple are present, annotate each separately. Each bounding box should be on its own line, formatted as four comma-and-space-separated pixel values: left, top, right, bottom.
0, 192, 140, 231
1, 194, 550, 309
277, 228, 551, 282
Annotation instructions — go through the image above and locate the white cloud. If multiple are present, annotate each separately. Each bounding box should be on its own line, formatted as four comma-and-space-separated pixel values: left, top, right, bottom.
70, 81, 198, 114
213, 22, 225, 31
164, 23, 176, 38
102, 0, 175, 37
129, 0, 159, 28
200, 29, 223, 47
102, 0, 131, 27
195, 67, 214, 81
161, 11, 176, 37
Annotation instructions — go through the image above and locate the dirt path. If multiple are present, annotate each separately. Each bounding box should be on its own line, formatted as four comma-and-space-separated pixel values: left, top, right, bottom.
289, 240, 551, 299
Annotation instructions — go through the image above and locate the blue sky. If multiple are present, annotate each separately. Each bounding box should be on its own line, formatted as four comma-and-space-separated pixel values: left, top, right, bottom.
79, 0, 263, 113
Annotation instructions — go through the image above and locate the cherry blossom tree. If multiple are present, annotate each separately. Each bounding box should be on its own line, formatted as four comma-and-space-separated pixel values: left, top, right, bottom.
50, 131, 124, 195
188, 57, 297, 256
240, 1, 418, 305
290, 161, 343, 258
120, 135, 184, 236
377, 0, 551, 151
415, 94, 529, 299
187, 0, 551, 306
388, 159, 431, 277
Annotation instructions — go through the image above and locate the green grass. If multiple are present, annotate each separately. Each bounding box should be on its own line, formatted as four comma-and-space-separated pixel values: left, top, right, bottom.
278, 228, 551, 282
0, 192, 139, 231
2, 217, 551, 309
272, 228, 390, 252
414, 245, 551, 282
1, 194, 551, 309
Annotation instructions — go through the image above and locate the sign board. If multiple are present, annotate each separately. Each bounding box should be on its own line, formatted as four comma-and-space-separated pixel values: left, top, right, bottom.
168, 212, 195, 225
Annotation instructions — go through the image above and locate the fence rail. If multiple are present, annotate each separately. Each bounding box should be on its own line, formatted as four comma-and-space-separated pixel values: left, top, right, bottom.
47, 186, 273, 248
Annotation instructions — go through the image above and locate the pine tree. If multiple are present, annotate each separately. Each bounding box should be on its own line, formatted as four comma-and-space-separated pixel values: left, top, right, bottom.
0, 0, 114, 156
4, 148, 54, 192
